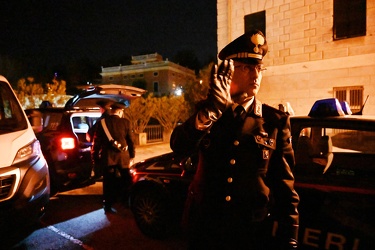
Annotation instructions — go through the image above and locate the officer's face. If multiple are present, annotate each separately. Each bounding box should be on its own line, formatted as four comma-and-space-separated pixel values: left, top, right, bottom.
230, 61, 264, 98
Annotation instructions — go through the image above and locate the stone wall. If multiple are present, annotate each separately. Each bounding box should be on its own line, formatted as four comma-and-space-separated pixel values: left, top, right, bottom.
217, 0, 375, 115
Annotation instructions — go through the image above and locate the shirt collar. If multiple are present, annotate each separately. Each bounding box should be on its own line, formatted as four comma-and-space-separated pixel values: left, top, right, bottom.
232, 96, 254, 112
232, 96, 262, 117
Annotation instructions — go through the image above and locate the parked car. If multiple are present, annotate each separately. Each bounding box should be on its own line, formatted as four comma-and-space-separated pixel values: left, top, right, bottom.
129, 98, 375, 249
0, 75, 50, 229
129, 152, 196, 238
290, 98, 374, 250
26, 84, 145, 194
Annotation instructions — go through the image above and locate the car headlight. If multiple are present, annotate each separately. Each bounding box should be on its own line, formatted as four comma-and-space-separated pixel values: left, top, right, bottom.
13, 140, 42, 165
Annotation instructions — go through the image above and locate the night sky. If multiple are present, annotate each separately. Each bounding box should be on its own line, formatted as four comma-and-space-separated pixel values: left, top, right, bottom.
1, 0, 217, 83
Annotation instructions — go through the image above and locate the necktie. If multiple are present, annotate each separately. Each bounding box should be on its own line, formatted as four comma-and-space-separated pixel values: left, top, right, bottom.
234, 105, 246, 121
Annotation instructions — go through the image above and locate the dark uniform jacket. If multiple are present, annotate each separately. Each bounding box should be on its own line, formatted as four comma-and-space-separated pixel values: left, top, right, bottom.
87, 111, 109, 142
170, 98, 299, 248
92, 115, 135, 168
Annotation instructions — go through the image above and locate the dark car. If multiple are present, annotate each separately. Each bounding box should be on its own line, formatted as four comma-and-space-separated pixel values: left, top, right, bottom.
129, 98, 375, 249
129, 152, 196, 238
290, 98, 375, 250
26, 84, 145, 194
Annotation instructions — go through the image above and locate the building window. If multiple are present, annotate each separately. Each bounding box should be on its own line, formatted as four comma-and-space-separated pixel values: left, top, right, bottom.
333, 0, 366, 40
334, 86, 364, 113
153, 72, 159, 77
139, 74, 144, 78
153, 82, 159, 92
244, 10, 266, 35
131, 75, 135, 78
123, 75, 127, 79
109, 77, 113, 81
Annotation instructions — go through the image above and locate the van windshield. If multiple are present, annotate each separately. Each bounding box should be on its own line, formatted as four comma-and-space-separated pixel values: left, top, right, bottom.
0, 81, 28, 134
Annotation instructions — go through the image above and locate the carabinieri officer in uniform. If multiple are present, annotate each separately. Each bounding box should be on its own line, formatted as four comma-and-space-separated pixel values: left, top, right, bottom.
170, 30, 300, 249
92, 102, 135, 214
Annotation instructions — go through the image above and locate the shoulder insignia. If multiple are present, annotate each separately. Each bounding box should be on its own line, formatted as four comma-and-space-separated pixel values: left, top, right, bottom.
254, 99, 262, 117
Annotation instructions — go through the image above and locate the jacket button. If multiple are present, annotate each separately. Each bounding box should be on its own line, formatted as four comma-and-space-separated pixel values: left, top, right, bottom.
225, 196, 231, 201
227, 177, 233, 183
230, 159, 236, 165
233, 140, 239, 146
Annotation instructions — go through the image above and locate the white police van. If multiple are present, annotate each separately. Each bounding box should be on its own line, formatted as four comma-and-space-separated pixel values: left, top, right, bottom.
0, 75, 50, 230
290, 98, 375, 250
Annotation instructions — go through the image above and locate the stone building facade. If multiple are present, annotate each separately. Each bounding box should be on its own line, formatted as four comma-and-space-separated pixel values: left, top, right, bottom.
100, 53, 196, 96
217, 0, 375, 115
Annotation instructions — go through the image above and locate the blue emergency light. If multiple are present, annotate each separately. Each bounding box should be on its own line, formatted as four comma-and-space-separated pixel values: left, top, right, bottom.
308, 98, 352, 117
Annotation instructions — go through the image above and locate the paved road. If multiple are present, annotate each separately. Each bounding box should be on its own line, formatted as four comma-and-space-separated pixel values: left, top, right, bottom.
6, 194, 187, 250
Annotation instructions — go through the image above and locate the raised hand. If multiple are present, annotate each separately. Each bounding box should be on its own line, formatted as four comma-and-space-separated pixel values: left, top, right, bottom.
205, 59, 234, 121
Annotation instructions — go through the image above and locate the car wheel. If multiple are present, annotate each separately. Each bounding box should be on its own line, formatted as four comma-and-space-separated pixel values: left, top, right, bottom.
131, 188, 171, 239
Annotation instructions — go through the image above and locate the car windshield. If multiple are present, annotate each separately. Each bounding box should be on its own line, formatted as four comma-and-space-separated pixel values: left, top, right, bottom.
0, 81, 28, 134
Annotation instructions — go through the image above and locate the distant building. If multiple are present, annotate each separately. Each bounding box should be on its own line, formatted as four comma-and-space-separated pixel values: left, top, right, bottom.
217, 0, 375, 115
100, 53, 196, 96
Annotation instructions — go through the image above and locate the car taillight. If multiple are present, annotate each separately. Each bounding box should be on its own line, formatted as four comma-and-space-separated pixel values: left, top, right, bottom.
60, 137, 75, 150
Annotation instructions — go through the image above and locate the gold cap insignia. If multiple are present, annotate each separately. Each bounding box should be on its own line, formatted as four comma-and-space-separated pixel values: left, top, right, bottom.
251, 34, 265, 54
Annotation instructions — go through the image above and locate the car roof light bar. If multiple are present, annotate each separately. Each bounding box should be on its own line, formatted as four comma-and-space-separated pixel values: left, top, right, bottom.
340, 101, 352, 115
308, 98, 346, 117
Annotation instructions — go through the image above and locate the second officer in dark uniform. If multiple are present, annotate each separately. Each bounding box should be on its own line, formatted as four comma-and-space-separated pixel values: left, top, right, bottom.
92, 102, 135, 213
170, 30, 299, 249
87, 100, 113, 180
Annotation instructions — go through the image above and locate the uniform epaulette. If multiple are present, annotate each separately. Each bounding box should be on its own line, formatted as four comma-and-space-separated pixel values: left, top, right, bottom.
262, 103, 287, 115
